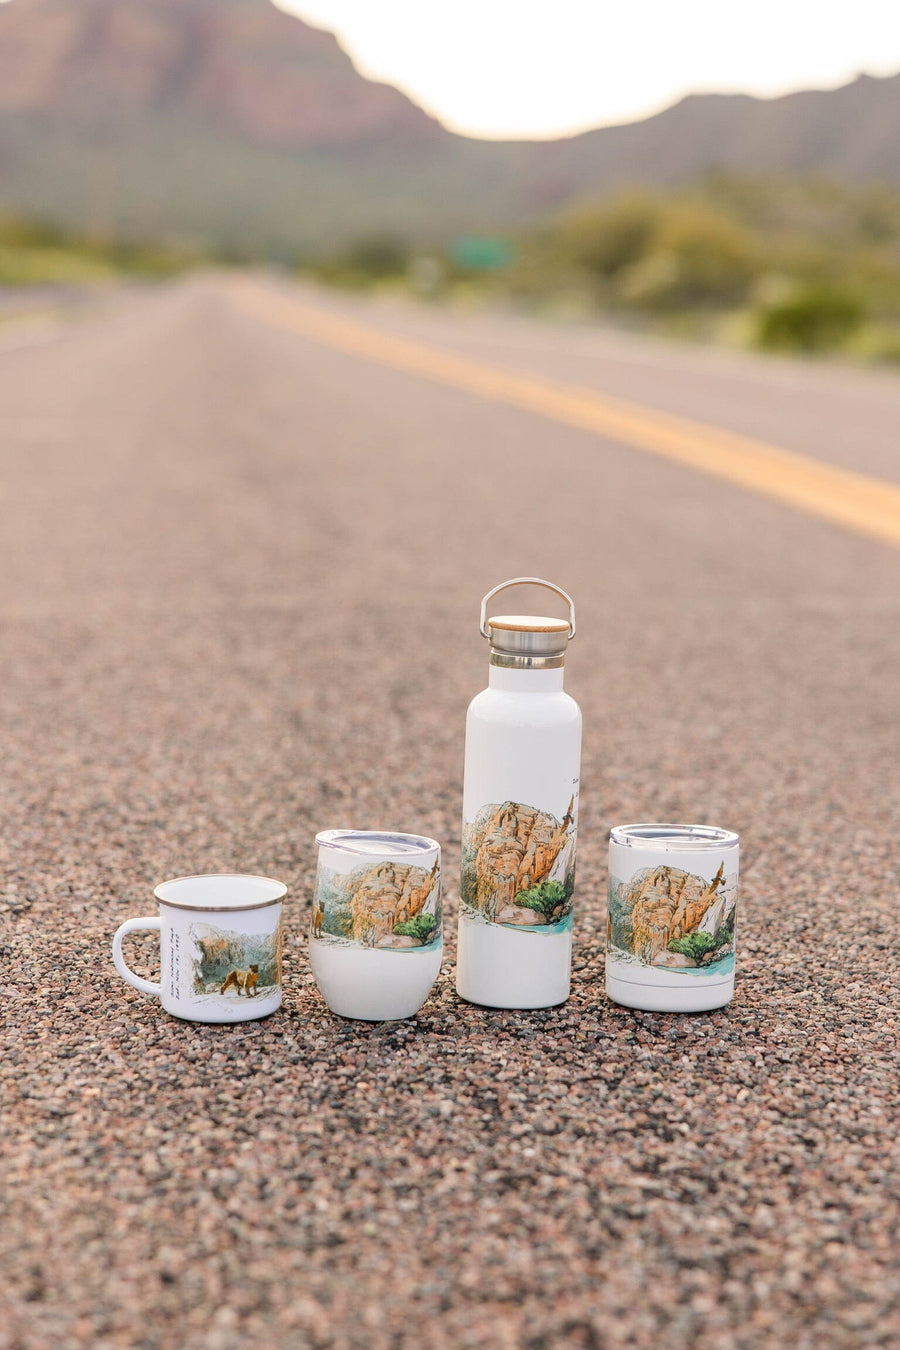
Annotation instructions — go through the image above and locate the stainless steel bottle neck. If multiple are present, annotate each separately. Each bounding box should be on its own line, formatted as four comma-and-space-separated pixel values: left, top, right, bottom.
489, 648, 566, 670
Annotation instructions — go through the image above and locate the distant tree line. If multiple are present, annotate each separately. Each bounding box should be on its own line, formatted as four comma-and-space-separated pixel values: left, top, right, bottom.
0, 214, 208, 287
5, 173, 900, 363
303, 174, 900, 362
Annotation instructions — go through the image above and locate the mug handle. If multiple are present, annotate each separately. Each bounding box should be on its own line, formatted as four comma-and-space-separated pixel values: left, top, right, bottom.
112, 917, 163, 997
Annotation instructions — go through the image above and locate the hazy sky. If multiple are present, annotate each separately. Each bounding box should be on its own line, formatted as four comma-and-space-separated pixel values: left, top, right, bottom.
281, 0, 900, 139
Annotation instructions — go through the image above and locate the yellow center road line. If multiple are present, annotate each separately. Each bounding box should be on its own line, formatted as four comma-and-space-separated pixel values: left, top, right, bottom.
230, 280, 900, 552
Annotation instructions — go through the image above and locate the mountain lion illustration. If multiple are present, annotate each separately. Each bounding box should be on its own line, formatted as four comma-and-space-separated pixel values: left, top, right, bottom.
220, 963, 259, 996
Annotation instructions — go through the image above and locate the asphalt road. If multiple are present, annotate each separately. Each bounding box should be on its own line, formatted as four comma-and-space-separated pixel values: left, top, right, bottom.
1, 277, 898, 1350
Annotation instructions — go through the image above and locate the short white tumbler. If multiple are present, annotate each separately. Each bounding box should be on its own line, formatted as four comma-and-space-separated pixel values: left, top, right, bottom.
309, 830, 442, 1021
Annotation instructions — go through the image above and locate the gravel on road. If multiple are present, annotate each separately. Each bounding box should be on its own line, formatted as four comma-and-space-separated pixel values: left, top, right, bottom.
1, 280, 898, 1350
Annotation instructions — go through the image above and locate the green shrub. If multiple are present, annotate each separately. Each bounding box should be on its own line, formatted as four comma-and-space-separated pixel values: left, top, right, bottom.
345, 235, 410, 279
618, 204, 759, 310
554, 194, 663, 279
393, 913, 437, 942
0, 215, 69, 250
0, 245, 115, 286
515, 880, 568, 916
668, 931, 719, 961
755, 285, 865, 352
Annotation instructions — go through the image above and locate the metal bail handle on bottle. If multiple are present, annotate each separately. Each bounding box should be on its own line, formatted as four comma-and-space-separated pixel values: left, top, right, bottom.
457, 578, 583, 1009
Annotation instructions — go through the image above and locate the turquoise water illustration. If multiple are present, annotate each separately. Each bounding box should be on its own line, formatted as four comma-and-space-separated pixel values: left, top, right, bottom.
608, 943, 735, 978
460, 906, 574, 937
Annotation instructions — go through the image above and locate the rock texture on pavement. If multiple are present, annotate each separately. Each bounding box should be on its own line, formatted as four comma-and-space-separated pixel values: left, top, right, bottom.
1, 280, 898, 1350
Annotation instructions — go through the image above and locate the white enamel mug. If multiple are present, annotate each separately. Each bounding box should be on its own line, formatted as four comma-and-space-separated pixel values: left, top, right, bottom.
310, 831, 442, 1021
112, 874, 286, 1023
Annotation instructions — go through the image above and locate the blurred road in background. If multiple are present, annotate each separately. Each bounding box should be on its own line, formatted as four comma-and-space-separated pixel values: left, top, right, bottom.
2, 277, 898, 1349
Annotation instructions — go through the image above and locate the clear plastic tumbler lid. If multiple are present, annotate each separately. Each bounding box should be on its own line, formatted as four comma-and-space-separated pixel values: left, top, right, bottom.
316, 830, 440, 857
610, 824, 739, 851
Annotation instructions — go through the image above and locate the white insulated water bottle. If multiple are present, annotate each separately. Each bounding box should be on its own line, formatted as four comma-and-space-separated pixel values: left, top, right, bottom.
456, 578, 582, 1009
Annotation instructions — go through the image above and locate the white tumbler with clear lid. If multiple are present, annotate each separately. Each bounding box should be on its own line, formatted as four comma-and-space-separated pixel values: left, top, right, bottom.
310, 830, 442, 1021
607, 824, 739, 1012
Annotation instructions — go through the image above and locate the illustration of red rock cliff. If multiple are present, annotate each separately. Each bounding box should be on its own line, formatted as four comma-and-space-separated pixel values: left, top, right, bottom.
608, 863, 734, 966
462, 799, 575, 924
347, 858, 440, 948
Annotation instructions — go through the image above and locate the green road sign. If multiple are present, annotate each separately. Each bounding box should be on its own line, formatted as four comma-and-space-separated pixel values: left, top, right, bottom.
450, 237, 516, 272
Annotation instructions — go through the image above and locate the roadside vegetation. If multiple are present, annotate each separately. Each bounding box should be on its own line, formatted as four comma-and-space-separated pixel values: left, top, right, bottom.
6, 175, 900, 366
0, 214, 202, 290
304, 175, 900, 364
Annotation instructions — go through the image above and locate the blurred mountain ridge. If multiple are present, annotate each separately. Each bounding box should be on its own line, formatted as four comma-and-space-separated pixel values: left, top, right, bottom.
0, 0, 898, 252
0, 0, 443, 145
